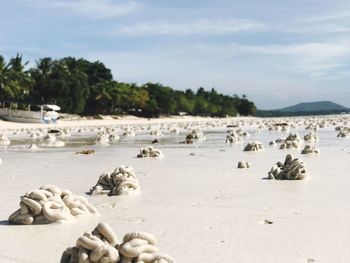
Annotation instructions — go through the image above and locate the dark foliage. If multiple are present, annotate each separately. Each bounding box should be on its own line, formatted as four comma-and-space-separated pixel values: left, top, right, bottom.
1, 54, 257, 117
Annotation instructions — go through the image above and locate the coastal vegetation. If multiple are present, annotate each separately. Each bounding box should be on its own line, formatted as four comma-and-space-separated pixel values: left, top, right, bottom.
0, 54, 256, 117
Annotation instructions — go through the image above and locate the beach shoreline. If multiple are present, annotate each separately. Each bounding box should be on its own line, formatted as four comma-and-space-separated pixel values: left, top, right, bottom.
0, 115, 254, 131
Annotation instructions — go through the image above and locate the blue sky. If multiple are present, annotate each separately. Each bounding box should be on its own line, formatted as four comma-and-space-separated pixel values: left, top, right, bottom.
1, 0, 350, 109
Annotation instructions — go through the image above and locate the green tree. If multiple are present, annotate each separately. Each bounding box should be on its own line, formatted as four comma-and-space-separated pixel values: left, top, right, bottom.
177, 94, 195, 113
237, 98, 256, 115
90, 82, 113, 114
30, 57, 90, 114
1, 53, 258, 117
0, 54, 33, 100
194, 96, 209, 115
143, 83, 177, 115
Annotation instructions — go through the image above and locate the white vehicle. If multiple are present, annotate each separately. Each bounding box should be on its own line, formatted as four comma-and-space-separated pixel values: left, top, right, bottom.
0, 101, 60, 123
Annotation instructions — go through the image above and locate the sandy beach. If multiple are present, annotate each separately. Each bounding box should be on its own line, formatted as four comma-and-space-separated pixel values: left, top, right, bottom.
1, 115, 350, 262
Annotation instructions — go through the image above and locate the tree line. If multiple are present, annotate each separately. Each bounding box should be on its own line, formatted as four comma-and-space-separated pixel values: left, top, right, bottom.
0, 54, 256, 117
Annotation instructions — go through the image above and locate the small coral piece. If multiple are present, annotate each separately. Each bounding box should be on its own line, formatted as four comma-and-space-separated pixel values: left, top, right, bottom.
137, 146, 163, 158
243, 141, 264, 151
89, 166, 140, 196
237, 161, 250, 169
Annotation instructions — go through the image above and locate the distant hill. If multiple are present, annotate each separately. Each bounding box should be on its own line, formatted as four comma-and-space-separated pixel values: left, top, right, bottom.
278, 101, 347, 113
257, 101, 349, 117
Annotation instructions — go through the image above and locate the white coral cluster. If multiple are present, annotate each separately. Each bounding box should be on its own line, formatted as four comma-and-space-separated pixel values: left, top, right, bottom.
122, 129, 136, 137
225, 132, 242, 144
61, 223, 176, 263
243, 141, 264, 151
8, 185, 98, 225
137, 146, 163, 158
95, 131, 120, 145
236, 128, 250, 137
301, 145, 320, 154
305, 124, 318, 131
0, 134, 11, 146
48, 129, 71, 138
30, 131, 44, 139
150, 129, 164, 137
279, 140, 299, 149
237, 161, 250, 169
89, 166, 140, 196
267, 123, 289, 131
268, 154, 308, 180
61, 222, 120, 263
168, 126, 180, 134
28, 144, 40, 151
41, 133, 65, 147
95, 132, 110, 145
185, 129, 206, 143
337, 129, 350, 138
279, 133, 303, 149
303, 132, 319, 142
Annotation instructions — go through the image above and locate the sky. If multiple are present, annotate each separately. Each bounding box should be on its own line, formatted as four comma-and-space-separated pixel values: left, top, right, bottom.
1, 0, 350, 109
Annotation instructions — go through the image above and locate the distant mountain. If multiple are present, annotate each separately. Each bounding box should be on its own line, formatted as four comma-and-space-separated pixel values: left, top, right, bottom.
278, 101, 347, 112
256, 101, 349, 117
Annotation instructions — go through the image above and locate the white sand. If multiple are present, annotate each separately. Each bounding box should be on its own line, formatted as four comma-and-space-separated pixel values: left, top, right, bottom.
0, 116, 350, 262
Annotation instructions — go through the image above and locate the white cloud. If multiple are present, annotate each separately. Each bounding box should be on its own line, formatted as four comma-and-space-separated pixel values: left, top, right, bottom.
302, 11, 350, 23
20, 0, 138, 19
279, 23, 350, 34
232, 42, 350, 78
175, 40, 350, 76
115, 18, 268, 36
243, 42, 349, 57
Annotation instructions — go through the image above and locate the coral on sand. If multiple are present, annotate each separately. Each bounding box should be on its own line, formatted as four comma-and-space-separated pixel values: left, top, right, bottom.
303, 133, 319, 142
61, 223, 176, 263
137, 146, 163, 158
226, 132, 243, 144
184, 129, 206, 144
243, 141, 264, 151
0, 134, 11, 146
8, 185, 98, 225
89, 166, 140, 196
41, 134, 65, 147
268, 154, 308, 180
28, 144, 39, 151
279, 133, 303, 149
95, 132, 110, 145
301, 145, 320, 154
61, 223, 120, 263
337, 130, 350, 138
237, 161, 250, 169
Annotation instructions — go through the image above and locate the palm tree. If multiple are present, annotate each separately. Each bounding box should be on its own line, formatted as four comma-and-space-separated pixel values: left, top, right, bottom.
90, 82, 113, 114
35, 57, 53, 78
0, 54, 33, 100
0, 55, 23, 99
0, 56, 11, 98
8, 54, 33, 98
